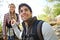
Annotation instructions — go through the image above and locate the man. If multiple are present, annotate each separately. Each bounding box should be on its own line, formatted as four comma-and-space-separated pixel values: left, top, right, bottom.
11, 3, 58, 40
2, 3, 20, 40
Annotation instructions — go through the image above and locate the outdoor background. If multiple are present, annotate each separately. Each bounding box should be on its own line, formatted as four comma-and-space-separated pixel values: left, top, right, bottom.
0, 0, 60, 40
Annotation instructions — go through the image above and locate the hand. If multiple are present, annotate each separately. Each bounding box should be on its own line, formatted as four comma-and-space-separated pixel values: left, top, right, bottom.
3, 36, 7, 40
11, 19, 16, 26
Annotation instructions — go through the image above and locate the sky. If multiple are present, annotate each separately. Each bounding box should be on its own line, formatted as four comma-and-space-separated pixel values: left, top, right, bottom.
0, 0, 57, 22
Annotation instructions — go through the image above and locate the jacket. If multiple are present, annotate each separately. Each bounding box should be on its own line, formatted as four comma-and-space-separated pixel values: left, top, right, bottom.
2, 13, 20, 36
22, 17, 58, 40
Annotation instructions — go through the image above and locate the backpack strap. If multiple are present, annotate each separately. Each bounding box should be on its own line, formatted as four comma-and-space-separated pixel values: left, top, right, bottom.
16, 13, 18, 21
37, 20, 44, 40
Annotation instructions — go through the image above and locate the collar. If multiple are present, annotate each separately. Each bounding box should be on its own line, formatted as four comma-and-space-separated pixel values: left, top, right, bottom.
22, 16, 37, 27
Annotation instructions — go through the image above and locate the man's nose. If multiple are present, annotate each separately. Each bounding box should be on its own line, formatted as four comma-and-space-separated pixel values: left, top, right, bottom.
23, 11, 26, 14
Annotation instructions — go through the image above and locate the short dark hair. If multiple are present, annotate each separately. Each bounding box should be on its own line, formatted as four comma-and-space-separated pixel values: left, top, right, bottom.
18, 3, 32, 13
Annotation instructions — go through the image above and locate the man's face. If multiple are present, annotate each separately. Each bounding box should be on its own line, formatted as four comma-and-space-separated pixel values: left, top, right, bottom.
19, 6, 32, 21
9, 5, 15, 13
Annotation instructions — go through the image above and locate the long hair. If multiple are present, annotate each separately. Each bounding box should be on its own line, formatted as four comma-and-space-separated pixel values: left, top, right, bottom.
9, 3, 17, 21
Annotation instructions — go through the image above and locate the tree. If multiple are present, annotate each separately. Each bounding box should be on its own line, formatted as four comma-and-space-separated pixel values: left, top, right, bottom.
47, 0, 60, 17
43, 6, 53, 21
52, 3, 60, 17
55, 0, 60, 1
43, 6, 51, 14
47, 0, 53, 2
37, 14, 51, 23
47, 0, 60, 2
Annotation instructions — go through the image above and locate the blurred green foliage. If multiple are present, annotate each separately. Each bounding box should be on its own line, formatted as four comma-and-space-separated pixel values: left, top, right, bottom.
37, 14, 51, 23
47, 0, 60, 2
47, 0, 53, 2
0, 21, 2, 33
37, 2, 60, 23
53, 3, 60, 17
43, 6, 51, 14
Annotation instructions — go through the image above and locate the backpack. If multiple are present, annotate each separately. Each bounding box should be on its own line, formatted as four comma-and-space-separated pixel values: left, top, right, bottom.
22, 20, 44, 40
16, 13, 18, 21
37, 20, 44, 40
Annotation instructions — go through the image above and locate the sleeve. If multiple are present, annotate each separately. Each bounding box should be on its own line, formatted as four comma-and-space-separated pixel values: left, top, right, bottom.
2, 14, 7, 36
42, 22, 58, 40
12, 24, 23, 39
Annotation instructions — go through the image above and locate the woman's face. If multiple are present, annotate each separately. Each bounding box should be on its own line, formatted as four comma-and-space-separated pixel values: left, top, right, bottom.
9, 4, 15, 13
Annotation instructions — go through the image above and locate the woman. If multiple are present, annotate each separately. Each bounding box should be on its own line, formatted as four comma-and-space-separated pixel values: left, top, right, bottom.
2, 3, 20, 40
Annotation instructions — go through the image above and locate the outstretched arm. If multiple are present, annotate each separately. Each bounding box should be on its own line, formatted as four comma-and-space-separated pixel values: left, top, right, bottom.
12, 24, 22, 39
11, 19, 22, 39
42, 22, 58, 40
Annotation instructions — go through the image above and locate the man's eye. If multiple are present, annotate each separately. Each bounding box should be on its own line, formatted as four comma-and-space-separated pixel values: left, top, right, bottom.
20, 10, 23, 13
25, 9, 28, 11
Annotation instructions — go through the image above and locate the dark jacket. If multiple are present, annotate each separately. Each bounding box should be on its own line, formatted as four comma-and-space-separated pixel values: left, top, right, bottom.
22, 17, 40, 40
